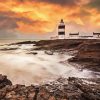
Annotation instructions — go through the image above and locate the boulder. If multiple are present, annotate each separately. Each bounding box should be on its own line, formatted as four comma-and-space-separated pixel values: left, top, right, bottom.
0, 74, 12, 89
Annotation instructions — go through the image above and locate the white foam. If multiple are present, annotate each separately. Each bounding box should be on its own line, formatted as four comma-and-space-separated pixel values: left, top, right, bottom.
0, 44, 99, 85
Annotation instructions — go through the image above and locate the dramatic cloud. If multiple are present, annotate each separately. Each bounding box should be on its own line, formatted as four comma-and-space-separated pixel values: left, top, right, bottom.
0, 0, 99, 39
86, 0, 100, 11
36, 0, 81, 6
15, 0, 81, 6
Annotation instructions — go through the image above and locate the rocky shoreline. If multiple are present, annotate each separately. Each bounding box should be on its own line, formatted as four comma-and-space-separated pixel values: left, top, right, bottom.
0, 74, 100, 100
33, 39, 100, 72
68, 40, 100, 72
0, 39, 100, 99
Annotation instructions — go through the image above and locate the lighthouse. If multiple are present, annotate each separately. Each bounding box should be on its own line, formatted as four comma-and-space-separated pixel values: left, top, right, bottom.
58, 19, 65, 39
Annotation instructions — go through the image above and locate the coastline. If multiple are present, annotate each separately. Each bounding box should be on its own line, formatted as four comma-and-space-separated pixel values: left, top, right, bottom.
0, 74, 100, 100
33, 39, 100, 72
0, 39, 100, 99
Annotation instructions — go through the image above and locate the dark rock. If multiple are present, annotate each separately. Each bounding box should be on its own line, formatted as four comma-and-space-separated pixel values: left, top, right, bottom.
0, 74, 12, 89
0, 75, 100, 100
45, 51, 54, 55
0, 48, 18, 51
27, 52, 38, 55
68, 41, 100, 72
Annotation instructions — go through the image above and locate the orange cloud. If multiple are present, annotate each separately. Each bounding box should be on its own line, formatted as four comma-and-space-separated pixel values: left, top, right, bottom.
0, 0, 99, 36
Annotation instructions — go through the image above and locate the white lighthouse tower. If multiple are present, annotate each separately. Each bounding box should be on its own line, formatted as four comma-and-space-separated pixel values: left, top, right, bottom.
58, 19, 65, 39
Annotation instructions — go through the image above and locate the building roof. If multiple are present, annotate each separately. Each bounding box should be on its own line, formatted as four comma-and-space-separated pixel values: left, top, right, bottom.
60, 19, 64, 23
69, 33, 79, 35
93, 32, 100, 35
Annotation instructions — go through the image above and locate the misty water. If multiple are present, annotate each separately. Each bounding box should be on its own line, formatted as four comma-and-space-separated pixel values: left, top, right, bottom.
0, 41, 100, 85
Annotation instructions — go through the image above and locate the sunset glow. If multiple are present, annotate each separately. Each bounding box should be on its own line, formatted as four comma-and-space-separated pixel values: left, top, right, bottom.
0, 0, 100, 38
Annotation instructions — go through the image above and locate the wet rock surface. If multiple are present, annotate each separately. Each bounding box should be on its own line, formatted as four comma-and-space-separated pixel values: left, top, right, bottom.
34, 39, 83, 50
0, 74, 12, 88
26, 52, 38, 55
68, 40, 100, 72
0, 48, 18, 51
32, 39, 100, 72
0, 74, 100, 100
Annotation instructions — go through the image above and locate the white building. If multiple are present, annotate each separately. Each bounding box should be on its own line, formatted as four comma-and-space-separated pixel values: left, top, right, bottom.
93, 32, 100, 38
69, 32, 79, 39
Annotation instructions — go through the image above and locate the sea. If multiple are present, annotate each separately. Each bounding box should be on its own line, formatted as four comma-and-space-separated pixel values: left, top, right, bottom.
0, 39, 100, 85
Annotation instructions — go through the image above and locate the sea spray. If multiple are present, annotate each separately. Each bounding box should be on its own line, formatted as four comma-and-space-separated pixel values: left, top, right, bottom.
0, 44, 99, 85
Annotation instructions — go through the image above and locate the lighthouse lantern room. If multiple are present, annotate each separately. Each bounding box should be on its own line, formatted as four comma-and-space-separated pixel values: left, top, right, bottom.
58, 19, 65, 39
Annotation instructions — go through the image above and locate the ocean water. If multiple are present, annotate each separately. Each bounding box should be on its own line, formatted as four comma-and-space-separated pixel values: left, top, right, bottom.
0, 39, 99, 85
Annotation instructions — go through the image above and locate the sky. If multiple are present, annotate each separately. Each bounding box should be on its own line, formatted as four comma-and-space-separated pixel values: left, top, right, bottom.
0, 0, 100, 39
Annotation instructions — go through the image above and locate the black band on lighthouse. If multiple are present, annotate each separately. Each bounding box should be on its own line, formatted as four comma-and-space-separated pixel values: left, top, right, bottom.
58, 19, 65, 37
58, 25, 65, 29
